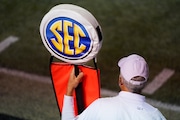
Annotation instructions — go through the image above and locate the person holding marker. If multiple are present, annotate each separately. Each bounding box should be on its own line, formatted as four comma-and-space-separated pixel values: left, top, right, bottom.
62, 54, 166, 120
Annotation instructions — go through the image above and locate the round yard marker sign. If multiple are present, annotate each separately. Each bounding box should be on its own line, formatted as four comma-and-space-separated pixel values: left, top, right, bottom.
40, 4, 103, 64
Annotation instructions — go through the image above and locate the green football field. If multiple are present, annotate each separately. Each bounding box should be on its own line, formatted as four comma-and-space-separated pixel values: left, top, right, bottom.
0, 0, 180, 119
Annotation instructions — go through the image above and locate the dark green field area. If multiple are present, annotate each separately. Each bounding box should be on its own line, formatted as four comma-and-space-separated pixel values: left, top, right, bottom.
0, 73, 60, 120
0, 0, 180, 119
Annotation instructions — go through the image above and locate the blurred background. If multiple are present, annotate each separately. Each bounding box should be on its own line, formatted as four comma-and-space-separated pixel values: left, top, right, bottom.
0, 0, 180, 119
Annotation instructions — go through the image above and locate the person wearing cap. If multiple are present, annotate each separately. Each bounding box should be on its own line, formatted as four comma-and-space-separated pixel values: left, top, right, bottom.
62, 54, 166, 120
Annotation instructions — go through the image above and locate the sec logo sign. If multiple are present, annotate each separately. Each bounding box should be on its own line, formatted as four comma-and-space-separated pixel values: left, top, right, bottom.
40, 4, 102, 64
45, 17, 92, 59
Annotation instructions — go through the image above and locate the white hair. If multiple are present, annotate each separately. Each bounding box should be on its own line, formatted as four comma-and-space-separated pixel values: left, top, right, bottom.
121, 74, 146, 93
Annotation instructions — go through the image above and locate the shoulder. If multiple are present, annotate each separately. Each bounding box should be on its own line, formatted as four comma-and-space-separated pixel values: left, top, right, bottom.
89, 96, 122, 110
93, 96, 120, 104
83, 96, 120, 110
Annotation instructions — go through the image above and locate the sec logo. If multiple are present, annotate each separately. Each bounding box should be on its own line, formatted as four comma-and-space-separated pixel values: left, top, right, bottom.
40, 4, 103, 64
45, 17, 92, 60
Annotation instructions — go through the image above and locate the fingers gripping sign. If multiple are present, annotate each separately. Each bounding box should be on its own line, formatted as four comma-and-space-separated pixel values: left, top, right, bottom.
67, 67, 84, 96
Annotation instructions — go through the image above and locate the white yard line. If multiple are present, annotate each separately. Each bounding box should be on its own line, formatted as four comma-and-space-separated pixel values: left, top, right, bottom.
0, 67, 179, 112
142, 68, 175, 95
0, 67, 51, 84
0, 36, 19, 53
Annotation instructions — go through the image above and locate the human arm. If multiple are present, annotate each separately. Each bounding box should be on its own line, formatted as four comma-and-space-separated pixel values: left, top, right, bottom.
61, 67, 84, 120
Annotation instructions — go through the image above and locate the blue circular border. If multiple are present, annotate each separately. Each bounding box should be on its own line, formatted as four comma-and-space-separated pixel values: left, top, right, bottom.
45, 17, 92, 59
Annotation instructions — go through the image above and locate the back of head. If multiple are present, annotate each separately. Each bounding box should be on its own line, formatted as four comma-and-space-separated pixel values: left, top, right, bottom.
118, 54, 149, 93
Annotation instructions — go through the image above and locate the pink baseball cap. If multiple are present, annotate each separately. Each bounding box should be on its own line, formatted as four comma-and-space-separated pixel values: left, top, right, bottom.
118, 54, 149, 85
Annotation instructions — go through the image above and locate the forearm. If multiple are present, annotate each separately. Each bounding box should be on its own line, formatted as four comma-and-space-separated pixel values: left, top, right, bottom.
62, 95, 76, 120
62, 67, 83, 120
66, 87, 74, 96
